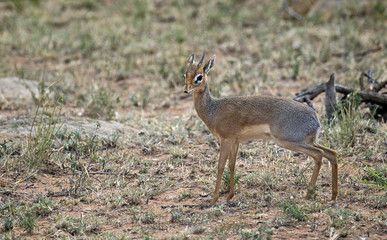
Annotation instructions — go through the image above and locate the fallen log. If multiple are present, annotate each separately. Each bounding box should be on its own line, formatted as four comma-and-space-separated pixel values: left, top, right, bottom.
294, 82, 387, 106
294, 72, 387, 122
335, 85, 387, 106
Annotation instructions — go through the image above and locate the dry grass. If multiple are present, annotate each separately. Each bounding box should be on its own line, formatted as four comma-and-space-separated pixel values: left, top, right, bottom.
0, 0, 386, 239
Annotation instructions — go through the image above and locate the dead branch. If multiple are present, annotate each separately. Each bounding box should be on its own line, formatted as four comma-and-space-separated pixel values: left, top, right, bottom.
359, 72, 365, 91
358, 69, 386, 93
332, 45, 383, 58
335, 85, 387, 105
295, 84, 387, 106
295, 72, 387, 122
161, 204, 210, 209
365, 69, 376, 91
295, 76, 387, 107
354, 45, 383, 58
325, 73, 337, 120
294, 83, 325, 105
374, 80, 387, 93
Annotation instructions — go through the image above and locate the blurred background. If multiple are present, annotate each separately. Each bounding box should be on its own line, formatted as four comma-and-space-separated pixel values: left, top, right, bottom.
0, 0, 385, 119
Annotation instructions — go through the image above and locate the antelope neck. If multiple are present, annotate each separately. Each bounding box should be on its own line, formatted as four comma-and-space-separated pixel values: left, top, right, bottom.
193, 83, 217, 131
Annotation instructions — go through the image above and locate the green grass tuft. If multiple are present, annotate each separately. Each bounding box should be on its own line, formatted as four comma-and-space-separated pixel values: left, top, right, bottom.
279, 200, 307, 221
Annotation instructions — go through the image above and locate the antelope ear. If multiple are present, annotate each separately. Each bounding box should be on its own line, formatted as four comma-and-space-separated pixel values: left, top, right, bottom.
187, 53, 194, 64
203, 55, 215, 74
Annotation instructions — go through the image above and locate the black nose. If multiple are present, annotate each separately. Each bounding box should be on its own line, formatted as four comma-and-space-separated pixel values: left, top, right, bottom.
184, 91, 188, 93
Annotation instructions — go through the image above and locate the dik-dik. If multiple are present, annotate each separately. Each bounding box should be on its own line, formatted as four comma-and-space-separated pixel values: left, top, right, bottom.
183, 53, 338, 206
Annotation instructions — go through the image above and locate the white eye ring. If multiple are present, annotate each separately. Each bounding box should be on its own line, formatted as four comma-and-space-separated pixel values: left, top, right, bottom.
194, 74, 203, 85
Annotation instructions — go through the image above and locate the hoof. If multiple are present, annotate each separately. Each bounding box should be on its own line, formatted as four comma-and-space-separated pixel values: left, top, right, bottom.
305, 192, 312, 200
209, 198, 218, 206
331, 195, 338, 201
226, 193, 234, 201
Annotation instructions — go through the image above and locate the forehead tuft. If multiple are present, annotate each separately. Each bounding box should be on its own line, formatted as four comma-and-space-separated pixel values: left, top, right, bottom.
186, 62, 202, 75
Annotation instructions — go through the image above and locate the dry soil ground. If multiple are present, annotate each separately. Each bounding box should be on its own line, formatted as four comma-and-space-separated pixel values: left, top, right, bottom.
0, 0, 386, 239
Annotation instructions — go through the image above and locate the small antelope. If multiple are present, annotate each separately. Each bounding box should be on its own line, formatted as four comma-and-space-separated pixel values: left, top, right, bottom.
183, 53, 338, 206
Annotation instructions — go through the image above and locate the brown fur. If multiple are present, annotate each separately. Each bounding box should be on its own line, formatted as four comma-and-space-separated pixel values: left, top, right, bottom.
183, 54, 338, 206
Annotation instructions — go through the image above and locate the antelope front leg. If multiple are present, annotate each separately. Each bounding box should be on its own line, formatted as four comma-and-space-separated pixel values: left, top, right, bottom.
210, 139, 233, 206
227, 142, 239, 201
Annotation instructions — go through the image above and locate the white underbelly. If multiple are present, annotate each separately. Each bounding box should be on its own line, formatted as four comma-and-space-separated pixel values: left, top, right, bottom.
239, 124, 272, 142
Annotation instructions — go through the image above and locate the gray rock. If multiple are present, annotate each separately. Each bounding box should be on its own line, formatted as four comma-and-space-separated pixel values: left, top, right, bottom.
0, 116, 134, 139
0, 77, 40, 109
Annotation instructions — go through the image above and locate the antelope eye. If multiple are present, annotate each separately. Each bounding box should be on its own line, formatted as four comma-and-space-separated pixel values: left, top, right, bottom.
194, 74, 203, 84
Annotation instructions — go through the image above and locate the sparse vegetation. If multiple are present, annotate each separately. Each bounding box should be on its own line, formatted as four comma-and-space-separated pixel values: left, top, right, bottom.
54, 214, 101, 236
221, 168, 242, 193
361, 164, 387, 189
325, 93, 372, 148
0, 0, 386, 238
0, 195, 54, 234
325, 206, 354, 237
23, 98, 63, 171
86, 86, 117, 120
240, 223, 273, 240
279, 199, 307, 221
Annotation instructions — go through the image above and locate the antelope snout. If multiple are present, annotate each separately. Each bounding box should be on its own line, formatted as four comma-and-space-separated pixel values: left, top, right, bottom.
183, 85, 194, 94
184, 89, 194, 94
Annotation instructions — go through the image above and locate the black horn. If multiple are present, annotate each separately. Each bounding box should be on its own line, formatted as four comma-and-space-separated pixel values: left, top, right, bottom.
198, 53, 205, 66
